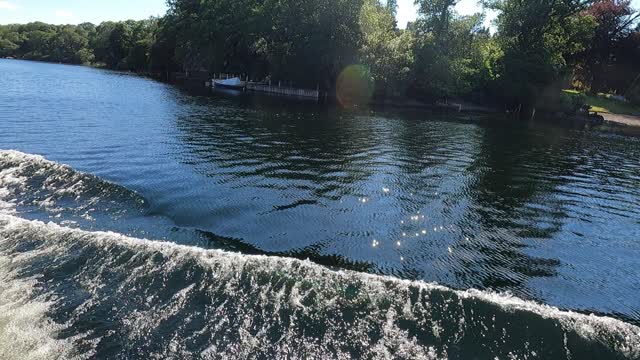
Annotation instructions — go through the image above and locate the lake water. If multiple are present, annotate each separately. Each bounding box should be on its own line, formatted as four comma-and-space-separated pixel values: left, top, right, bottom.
1, 59, 639, 359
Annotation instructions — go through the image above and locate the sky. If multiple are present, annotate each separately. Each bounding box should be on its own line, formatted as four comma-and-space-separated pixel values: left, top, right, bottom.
0, 0, 168, 25
0, 0, 638, 28
0, 0, 487, 27
397, 0, 494, 29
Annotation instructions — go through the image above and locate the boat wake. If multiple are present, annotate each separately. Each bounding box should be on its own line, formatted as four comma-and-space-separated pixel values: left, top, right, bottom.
1, 150, 639, 359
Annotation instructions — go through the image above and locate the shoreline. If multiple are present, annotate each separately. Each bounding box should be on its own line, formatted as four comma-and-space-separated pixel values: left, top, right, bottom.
601, 112, 640, 127
4, 57, 640, 131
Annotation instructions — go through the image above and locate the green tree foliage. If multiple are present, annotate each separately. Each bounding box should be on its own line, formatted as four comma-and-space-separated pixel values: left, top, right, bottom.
386, 0, 398, 16
148, 16, 179, 74
163, 0, 363, 88
359, 0, 414, 97
577, 0, 640, 93
410, 1, 494, 100
0, 19, 158, 69
49, 26, 91, 63
1, 0, 637, 112
0, 38, 19, 57
90, 22, 116, 65
164, 0, 268, 77
488, 0, 597, 110
108, 22, 134, 68
0, 22, 96, 64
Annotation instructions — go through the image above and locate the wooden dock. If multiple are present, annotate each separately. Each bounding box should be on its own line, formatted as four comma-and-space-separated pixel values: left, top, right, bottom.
208, 74, 320, 100
246, 83, 319, 100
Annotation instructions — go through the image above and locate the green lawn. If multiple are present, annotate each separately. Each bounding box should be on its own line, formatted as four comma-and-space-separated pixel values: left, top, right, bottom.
563, 89, 640, 116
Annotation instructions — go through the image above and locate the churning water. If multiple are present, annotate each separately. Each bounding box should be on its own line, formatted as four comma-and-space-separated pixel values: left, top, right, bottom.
1, 59, 639, 359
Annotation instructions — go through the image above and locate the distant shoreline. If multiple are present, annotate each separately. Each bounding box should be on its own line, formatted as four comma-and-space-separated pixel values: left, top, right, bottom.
4, 57, 639, 132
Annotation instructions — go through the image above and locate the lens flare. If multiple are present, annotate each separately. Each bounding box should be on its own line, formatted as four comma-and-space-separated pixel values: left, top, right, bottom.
336, 65, 374, 108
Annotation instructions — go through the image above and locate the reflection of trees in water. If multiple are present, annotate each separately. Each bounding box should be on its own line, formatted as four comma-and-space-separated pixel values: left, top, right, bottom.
172, 103, 474, 274
174, 101, 385, 202
174, 102, 475, 221
387, 116, 480, 213
173, 102, 634, 304
451, 122, 584, 297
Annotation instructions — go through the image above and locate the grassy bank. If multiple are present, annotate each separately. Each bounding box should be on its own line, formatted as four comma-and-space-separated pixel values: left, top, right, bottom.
563, 90, 640, 116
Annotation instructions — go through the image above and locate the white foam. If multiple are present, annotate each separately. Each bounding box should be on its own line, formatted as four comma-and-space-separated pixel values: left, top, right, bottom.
0, 151, 100, 358
1, 149, 639, 358
0, 151, 49, 216
0, 153, 29, 215
1, 214, 639, 358
0, 252, 88, 360
0, 150, 113, 217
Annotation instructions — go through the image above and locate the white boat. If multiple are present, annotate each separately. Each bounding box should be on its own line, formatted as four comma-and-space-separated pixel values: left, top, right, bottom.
213, 77, 245, 90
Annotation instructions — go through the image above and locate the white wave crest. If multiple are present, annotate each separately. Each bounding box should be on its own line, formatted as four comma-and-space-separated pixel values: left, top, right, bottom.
0, 214, 639, 359
0, 150, 142, 221
0, 251, 91, 360
0, 150, 81, 215
1, 149, 639, 359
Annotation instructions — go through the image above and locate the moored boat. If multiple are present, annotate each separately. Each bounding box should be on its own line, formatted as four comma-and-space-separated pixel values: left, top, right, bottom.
213, 77, 245, 90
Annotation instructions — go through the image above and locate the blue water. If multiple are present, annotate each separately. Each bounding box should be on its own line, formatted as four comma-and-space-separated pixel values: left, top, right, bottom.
1, 59, 639, 359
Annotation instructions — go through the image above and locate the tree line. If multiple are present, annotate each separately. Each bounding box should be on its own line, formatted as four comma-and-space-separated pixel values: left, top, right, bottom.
1, 0, 639, 111
0, 20, 160, 70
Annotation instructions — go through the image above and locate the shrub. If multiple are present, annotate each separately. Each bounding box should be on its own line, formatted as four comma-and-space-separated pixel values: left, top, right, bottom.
538, 91, 585, 114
